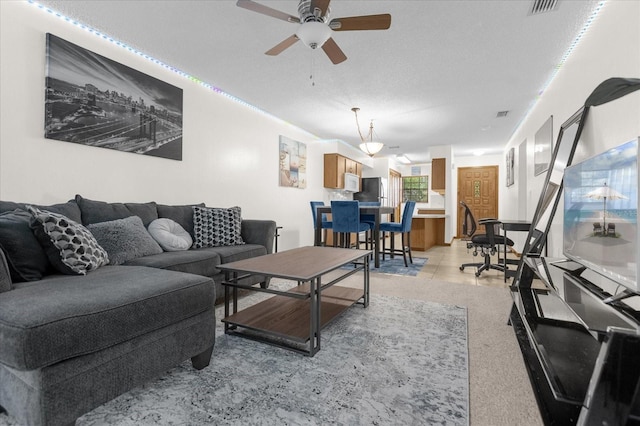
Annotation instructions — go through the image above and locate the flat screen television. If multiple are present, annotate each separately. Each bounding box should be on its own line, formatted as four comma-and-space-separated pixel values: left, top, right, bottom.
563, 138, 639, 293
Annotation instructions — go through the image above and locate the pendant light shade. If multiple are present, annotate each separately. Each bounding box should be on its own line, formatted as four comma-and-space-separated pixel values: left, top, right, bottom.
352, 107, 384, 157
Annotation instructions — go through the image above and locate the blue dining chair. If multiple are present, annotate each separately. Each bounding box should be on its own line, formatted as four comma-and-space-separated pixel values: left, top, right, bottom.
310, 201, 332, 246
380, 201, 416, 267
330, 201, 372, 249
358, 201, 381, 227
358, 201, 380, 252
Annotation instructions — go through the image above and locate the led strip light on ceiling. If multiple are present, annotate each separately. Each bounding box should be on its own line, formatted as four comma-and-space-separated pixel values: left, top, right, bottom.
26, 0, 317, 137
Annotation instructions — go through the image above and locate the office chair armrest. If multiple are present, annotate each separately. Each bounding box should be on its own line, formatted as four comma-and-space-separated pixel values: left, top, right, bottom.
478, 218, 500, 225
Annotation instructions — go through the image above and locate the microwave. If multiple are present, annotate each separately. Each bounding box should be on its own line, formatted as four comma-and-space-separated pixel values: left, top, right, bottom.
344, 173, 360, 192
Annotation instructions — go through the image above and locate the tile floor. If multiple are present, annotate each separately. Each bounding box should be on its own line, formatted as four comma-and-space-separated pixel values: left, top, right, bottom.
406, 237, 520, 288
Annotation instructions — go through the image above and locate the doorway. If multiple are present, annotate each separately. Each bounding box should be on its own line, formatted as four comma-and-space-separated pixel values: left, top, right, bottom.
457, 166, 499, 237
388, 168, 402, 219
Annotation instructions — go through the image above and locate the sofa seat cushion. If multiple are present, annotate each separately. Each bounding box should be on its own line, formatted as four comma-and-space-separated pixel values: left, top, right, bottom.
0, 266, 214, 371
124, 249, 222, 277
199, 244, 267, 264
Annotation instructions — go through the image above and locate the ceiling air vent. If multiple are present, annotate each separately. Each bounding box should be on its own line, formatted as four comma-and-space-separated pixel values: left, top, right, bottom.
529, 0, 559, 15
496, 110, 509, 118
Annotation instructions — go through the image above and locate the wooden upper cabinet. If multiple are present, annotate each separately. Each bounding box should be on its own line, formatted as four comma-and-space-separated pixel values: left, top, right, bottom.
431, 158, 446, 194
324, 153, 362, 189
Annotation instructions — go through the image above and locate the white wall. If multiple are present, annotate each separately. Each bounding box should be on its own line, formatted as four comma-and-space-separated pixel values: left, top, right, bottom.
0, 1, 328, 251
502, 0, 640, 257
1, 1, 638, 256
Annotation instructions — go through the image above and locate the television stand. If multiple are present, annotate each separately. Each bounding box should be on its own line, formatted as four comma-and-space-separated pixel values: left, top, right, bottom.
511, 255, 640, 425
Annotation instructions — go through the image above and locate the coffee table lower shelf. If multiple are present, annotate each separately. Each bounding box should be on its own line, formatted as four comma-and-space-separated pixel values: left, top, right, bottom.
222, 284, 364, 344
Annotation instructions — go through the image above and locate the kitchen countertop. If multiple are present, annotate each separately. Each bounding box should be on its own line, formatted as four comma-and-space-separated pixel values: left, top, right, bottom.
412, 214, 448, 219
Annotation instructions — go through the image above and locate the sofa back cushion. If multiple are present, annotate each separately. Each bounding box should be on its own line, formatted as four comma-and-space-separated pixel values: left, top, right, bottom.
0, 200, 82, 223
0, 242, 13, 293
157, 203, 204, 238
0, 210, 52, 282
75, 195, 158, 226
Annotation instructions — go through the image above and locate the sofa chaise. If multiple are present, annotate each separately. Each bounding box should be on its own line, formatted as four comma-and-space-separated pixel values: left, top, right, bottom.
0, 195, 276, 425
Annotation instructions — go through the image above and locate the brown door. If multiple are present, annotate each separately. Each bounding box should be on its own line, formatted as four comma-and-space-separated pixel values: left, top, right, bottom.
457, 166, 499, 237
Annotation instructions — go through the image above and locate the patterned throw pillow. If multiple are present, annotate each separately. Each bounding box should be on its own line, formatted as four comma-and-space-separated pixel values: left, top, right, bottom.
26, 205, 109, 275
192, 206, 245, 248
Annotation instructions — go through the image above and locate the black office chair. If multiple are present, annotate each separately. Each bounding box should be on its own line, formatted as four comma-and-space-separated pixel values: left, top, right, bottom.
459, 201, 514, 277
460, 200, 477, 240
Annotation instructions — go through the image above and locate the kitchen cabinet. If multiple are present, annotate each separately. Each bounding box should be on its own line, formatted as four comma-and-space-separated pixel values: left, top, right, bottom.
431, 158, 446, 194
410, 215, 446, 251
324, 154, 362, 189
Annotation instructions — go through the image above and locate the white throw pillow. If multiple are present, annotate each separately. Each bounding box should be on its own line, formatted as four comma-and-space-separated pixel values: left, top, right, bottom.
148, 218, 193, 251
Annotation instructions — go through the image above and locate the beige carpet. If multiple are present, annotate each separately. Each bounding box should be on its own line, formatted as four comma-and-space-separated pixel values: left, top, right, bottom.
336, 270, 543, 426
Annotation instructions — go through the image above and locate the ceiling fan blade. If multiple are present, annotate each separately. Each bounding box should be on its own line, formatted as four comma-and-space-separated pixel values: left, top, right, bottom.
236, 0, 300, 23
329, 14, 391, 31
265, 35, 299, 56
321, 38, 347, 64
310, 0, 331, 17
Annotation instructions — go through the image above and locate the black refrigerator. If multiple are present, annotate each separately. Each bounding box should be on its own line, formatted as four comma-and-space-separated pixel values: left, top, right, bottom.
354, 177, 386, 203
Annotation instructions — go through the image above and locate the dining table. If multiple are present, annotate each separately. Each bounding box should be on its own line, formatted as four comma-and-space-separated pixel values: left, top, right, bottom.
314, 205, 395, 268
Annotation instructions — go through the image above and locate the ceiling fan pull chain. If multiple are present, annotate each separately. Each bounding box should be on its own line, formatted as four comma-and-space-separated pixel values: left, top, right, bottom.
310, 53, 316, 86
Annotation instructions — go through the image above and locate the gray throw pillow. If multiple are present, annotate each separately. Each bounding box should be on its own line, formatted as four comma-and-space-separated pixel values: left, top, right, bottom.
27, 205, 109, 275
193, 206, 245, 248
88, 216, 163, 265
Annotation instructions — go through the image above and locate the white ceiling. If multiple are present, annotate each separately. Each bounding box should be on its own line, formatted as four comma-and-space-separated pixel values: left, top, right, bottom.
37, 0, 602, 163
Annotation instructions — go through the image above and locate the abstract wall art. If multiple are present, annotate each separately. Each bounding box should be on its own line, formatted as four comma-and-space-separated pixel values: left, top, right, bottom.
279, 136, 306, 188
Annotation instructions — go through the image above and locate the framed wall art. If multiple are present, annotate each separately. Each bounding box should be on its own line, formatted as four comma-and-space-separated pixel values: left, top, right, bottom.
45, 34, 183, 160
279, 136, 306, 188
506, 147, 515, 187
534, 115, 553, 176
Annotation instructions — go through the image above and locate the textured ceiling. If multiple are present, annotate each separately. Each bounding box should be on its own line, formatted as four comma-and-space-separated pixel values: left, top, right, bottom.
36, 0, 602, 163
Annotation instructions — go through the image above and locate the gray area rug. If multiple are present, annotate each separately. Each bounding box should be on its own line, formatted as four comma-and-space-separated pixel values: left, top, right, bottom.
1, 292, 469, 426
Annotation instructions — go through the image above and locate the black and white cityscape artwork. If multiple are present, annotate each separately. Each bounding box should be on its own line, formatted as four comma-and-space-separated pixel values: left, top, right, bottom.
45, 34, 183, 160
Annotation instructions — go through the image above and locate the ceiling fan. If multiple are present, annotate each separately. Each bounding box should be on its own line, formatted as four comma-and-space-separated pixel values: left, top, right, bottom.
236, 0, 391, 64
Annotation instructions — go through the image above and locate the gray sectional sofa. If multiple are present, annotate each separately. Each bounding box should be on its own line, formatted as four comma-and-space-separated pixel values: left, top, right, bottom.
0, 195, 276, 425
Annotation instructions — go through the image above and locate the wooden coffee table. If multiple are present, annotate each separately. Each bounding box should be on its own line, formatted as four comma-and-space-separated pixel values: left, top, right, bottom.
218, 246, 371, 356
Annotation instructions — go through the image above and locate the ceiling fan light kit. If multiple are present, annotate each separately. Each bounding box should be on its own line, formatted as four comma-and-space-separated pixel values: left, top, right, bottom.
296, 22, 331, 49
236, 0, 391, 64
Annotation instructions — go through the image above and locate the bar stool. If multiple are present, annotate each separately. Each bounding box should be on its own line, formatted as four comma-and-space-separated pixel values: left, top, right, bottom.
358, 201, 380, 252
381, 201, 416, 267
330, 201, 371, 249
310, 201, 332, 246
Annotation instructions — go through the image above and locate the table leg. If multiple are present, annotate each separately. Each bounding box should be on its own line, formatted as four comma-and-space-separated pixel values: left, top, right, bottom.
373, 211, 381, 268
232, 271, 238, 315
314, 212, 322, 246
224, 271, 230, 334
364, 254, 370, 307
309, 278, 321, 356
504, 229, 508, 282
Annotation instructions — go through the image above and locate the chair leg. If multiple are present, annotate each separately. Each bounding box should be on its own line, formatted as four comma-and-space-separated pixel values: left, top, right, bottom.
407, 232, 413, 264
390, 232, 395, 258
381, 231, 386, 261
401, 232, 408, 267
